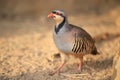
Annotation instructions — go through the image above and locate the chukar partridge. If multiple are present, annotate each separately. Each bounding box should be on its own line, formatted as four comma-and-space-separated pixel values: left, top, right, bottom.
48, 10, 99, 75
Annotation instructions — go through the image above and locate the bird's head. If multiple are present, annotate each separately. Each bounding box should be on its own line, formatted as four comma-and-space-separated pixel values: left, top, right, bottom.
48, 10, 66, 25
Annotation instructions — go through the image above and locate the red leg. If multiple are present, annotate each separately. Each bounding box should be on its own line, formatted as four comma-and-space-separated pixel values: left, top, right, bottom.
78, 58, 83, 72
49, 53, 68, 76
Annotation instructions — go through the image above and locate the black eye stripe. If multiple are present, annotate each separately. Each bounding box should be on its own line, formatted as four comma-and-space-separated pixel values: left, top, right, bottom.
59, 14, 63, 16
52, 11, 56, 14
52, 11, 63, 16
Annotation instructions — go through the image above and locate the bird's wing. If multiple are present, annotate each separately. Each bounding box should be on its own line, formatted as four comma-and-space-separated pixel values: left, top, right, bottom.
71, 28, 95, 54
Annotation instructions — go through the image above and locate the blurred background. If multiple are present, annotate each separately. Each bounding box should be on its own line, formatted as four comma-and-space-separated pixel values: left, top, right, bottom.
0, 0, 120, 37
0, 0, 120, 17
0, 0, 120, 80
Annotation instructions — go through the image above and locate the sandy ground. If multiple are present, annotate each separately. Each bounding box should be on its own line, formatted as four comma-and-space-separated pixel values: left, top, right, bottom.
0, 10, 120, 80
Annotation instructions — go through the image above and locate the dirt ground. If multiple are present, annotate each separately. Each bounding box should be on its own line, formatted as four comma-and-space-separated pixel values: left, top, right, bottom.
0, 8, 120, 80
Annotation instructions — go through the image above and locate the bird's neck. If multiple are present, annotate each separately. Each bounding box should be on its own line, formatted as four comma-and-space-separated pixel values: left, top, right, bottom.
54, 17, 68, 34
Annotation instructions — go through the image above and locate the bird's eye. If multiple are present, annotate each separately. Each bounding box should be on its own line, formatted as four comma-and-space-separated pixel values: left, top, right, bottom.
56, 12, 60, 15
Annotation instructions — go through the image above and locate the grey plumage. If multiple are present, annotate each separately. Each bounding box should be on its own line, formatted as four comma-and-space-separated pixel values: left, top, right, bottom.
53, 22, 98, 56
48, 10, 99, 75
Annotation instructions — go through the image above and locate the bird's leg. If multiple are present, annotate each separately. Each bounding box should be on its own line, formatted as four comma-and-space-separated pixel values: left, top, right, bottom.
78, 57, 83, 72
49, 53, 68, 76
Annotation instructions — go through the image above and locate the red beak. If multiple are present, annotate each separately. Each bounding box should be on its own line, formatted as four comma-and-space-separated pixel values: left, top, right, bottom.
48, 13, 54, 18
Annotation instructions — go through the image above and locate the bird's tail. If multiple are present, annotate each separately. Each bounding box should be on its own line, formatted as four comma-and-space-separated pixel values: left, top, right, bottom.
91, 47, 100, 55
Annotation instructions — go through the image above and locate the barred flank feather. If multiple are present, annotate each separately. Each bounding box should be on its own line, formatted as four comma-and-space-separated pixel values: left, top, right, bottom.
72, 34, 89, 54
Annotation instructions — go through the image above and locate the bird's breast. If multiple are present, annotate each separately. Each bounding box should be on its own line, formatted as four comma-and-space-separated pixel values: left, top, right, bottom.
53, 31, 74, 53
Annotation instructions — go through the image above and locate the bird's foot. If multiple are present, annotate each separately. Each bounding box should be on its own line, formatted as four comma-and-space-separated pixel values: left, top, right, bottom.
49, 62, 65, 76
49, 71, 58, 76
49, 69, 61, 76
77, 63, 82, 73
77, 67, 82, 74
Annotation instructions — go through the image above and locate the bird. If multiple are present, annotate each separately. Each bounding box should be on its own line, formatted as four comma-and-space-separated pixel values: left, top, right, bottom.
48, 10, 99, 76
